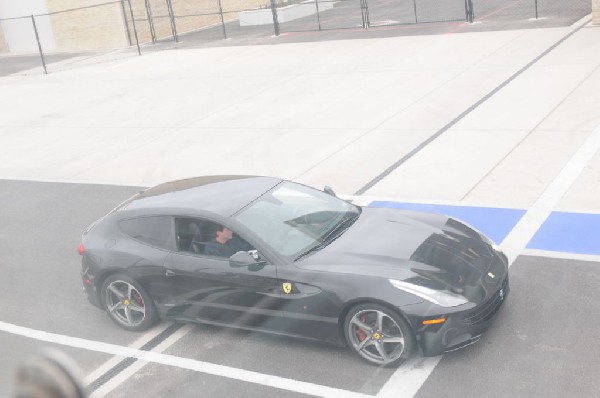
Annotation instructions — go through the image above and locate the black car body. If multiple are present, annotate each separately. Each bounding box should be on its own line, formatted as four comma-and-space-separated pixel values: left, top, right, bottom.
80, 176, 509, 366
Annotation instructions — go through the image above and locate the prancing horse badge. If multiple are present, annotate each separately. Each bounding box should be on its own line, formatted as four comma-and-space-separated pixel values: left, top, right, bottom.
282, 282, 292, 294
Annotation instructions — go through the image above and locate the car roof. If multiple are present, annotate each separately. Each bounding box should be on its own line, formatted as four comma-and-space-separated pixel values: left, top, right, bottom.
121, 175, 282, 217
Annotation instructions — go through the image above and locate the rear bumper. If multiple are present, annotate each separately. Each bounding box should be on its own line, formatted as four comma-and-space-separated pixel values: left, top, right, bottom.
404, 276, 509, 356
81, 267, 102, 309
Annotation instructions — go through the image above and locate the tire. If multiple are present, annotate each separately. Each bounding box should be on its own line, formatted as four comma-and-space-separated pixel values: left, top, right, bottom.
100, 273, 158, 331
343, 303, 415, 367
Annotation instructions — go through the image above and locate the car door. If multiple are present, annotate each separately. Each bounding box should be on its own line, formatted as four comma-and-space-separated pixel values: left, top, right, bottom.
162, 218, 286, 332
276, 265, 343, 344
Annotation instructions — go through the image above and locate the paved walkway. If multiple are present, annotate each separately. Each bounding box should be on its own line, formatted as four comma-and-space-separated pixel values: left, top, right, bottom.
1, 16, 598, 208
3, 16, 599, 260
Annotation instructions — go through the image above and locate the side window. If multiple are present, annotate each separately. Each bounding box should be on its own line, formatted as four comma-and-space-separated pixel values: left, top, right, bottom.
119, 216, 174, 250
175, 218, 209, 253
175, 218, 254, 258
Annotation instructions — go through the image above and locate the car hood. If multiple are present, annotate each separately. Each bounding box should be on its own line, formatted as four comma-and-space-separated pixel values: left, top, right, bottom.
298, 207, 500, 297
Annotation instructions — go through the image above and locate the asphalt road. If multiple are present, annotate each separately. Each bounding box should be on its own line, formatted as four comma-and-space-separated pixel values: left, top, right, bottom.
1, 179, 598, 397
0, 53, 91, 77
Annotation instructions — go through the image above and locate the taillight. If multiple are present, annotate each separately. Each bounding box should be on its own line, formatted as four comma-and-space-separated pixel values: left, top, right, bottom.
78, 243, 85, 255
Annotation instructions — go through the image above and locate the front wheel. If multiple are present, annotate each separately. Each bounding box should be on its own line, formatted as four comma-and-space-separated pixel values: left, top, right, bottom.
101, 274, 157, 331
344, 303, 415, 367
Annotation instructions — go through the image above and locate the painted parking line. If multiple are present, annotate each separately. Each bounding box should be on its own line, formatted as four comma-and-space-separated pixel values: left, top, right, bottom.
83, 322, 179, 385
368, 124, 600, 398
527, 212, 600, 255
368, 201, 600, 257
501, 125, 600, 263
0, 321, 371, 398
364, 116, 600, 258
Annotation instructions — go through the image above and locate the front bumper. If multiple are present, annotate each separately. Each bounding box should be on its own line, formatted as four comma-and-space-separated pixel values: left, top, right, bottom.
404, 276, 510, 356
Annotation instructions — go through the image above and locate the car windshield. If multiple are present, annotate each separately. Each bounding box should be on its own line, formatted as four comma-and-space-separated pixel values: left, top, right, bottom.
234, 182, 360, 259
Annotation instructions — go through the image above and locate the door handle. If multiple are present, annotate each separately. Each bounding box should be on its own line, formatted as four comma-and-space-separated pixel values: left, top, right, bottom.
165, 269, 175, 277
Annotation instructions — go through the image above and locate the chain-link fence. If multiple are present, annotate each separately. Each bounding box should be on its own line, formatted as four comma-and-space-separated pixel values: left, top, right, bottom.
132, 0, 593, 44
0, 0, 593, 75
0, 1, 144, 74
471, 0, 592, 23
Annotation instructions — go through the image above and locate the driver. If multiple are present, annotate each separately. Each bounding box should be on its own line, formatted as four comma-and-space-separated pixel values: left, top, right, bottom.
203, 224, 236, 258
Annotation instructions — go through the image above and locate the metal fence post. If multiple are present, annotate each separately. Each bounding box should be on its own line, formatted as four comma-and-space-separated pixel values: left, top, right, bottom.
217, 0, 227, 40
360, 0, 370, 29
413, 0, 418, 23
126, 0, 142, 55
315, 0, 322, 31
269, 0, 280, 36
144, 0, 157, 43
465, 0, 474, 23
30, 15, 47, 74
359, 0, 365, 28
120, 0, 132, 46
166, 0, 179, 42
534, 0, 538, 19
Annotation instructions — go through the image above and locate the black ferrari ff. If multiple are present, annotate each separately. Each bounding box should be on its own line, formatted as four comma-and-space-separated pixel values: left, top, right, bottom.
79, 176, 509, 366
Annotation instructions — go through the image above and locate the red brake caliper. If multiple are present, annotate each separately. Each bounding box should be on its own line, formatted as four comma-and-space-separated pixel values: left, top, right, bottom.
357, 315, 367, 342
134, 292, 144, 307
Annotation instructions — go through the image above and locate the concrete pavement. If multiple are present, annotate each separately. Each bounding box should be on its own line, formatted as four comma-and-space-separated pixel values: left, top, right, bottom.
1, 17, 598, 214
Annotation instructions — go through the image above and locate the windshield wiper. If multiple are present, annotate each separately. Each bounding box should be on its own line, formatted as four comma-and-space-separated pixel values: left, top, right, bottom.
320, 212, 358, 243
295, 242, 328, 261
294, 212, 359, 261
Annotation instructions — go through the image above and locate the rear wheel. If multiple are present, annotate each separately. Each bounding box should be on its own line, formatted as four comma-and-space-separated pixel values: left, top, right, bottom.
101, 274, 157, 331
344, 303, 414, 367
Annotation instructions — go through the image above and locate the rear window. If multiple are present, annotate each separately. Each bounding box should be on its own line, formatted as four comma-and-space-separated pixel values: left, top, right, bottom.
84, 195, 139, 235
119, 216, 174, 250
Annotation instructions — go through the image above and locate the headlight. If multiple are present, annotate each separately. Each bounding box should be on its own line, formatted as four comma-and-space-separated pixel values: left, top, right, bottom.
389, 279, 469, 308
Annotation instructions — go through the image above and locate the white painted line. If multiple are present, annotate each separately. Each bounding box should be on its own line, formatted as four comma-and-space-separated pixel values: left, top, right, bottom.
501, 125, 600, 264
571, 13, 593, 28
522, 249, 600, 263
370, 123, 600, 398
90, 324, 195, 397
376, 356, 442, 398
0, 321, 372, 398
83, 322, 178, 384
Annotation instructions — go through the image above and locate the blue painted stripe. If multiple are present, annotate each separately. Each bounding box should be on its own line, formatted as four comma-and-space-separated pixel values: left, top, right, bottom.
527, 212, 600, 255
369, 201, 526, 244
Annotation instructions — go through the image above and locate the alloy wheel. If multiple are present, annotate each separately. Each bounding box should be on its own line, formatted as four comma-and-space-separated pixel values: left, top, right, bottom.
104, 280, 146, 328
347, 309, 406, 365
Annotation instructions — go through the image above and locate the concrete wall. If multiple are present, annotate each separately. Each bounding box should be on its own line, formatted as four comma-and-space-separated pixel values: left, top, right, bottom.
47, 0, 127, 50
0, 0, 55, 52
594, 0, 600, 24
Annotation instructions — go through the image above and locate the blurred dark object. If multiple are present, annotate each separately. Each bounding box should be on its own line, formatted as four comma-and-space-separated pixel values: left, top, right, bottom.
14, 349, 87, 398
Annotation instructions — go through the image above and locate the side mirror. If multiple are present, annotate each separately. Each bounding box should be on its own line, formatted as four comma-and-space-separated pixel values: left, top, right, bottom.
324, 186, 336, 197
229, 251, 257, 267
230, 251, 267, 271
